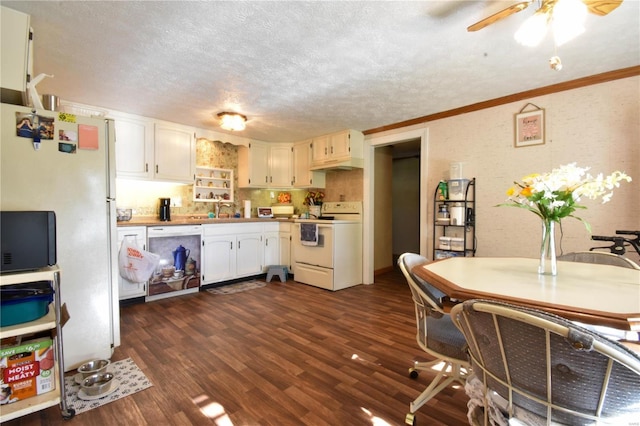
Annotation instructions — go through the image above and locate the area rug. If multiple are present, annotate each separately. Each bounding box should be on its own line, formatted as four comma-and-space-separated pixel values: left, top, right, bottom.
206, 280, 267, 295
64, 357, 152, 415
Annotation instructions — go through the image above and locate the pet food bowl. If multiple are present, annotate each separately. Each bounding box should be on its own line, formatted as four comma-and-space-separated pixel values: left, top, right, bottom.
78, 359, 110, 379
81, 372, 115, 396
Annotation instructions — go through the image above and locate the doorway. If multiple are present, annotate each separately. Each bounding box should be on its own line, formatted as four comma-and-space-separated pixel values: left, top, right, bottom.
373, 138, 421, 274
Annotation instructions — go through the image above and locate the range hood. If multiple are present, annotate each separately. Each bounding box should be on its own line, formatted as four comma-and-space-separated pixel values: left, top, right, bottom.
310, 157, 363, 171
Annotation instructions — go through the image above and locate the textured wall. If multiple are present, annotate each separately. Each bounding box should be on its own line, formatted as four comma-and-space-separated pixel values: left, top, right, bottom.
423, 76, 639, 259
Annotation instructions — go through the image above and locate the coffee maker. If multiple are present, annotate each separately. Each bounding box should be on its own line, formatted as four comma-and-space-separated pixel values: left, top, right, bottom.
159, 198, 171, 221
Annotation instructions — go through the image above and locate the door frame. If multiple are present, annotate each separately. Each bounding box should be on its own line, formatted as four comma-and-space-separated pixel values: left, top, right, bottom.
363, 126, 430, 284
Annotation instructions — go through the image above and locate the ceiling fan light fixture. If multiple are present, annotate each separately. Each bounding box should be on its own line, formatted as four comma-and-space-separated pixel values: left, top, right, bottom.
514, 11, 549, 47
217, 112, 247, 131
552, 0, 587, 46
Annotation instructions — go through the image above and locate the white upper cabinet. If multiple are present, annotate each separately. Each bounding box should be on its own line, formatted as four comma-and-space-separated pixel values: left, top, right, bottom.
113, 114, 154, 180
269, 144, 293, 187
311, 135, 330, 164
154, 122, 196, 183
113, 113, 195, 183
310, 129, 364, 170
238, 141, 292, 188
238, 141, 269, 187
293, 140, 325, 188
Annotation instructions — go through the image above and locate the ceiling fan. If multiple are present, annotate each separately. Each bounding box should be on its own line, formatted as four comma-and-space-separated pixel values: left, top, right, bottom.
467, 0, 623, 33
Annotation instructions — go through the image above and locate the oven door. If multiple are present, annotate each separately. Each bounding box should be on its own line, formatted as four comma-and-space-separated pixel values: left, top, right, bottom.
293, 223, 334, 268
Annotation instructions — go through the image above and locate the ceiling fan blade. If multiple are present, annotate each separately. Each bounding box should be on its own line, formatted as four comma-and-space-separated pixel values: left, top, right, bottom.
467, 1, 533, 32
583, 0, 623, 16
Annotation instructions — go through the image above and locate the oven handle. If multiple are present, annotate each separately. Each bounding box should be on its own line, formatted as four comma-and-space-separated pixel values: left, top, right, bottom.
294, 223, 333, 229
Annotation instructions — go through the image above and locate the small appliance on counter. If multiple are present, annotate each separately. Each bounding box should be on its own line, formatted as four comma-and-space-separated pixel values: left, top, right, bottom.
271, 204, 294, 218
257, 207, 273, 218
159, 198, 171, 221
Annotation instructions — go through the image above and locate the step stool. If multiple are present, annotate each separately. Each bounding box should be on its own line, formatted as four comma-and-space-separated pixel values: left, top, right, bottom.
266, 265, 288, 283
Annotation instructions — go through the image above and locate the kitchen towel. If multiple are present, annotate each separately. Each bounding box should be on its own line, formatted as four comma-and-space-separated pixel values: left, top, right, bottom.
300, 223, 318, 246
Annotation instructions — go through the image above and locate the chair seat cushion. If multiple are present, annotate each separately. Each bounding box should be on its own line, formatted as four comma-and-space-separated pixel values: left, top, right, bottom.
423, 314, 468, 361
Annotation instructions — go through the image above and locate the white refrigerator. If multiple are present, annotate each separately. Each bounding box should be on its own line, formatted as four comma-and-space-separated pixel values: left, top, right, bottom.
1, 103, 119, 371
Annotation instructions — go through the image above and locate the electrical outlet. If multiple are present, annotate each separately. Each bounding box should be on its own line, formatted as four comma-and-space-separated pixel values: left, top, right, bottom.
270, 191, 275, 199
172, 196, 182, 207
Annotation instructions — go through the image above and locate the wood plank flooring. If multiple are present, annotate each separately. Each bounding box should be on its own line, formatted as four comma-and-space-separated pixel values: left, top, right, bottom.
4, 270, 470, 425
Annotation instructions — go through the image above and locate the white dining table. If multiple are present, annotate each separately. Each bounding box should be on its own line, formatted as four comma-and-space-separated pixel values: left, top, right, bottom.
413, 257, 640, 331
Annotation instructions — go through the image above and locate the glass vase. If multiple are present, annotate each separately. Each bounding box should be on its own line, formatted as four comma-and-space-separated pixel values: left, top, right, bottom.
539, 220, 557, 276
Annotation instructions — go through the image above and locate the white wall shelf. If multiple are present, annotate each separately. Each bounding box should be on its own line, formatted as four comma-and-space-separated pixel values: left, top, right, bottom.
193, 167, 234, 203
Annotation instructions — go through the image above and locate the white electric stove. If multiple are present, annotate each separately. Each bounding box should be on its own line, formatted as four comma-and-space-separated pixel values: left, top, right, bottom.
293, 202, 363, 291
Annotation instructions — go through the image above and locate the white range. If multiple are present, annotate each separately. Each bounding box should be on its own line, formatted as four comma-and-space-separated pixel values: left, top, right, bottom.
292, 201, 362, 291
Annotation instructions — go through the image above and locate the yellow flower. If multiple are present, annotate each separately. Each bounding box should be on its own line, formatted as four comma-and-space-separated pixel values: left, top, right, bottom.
497, 163, 632, 232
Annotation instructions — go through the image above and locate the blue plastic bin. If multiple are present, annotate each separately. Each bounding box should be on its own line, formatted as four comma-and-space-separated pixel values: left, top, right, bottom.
0, 281, 54, 327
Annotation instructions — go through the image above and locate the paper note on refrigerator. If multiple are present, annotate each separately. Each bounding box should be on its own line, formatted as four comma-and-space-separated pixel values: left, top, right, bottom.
78, 124, 99, 150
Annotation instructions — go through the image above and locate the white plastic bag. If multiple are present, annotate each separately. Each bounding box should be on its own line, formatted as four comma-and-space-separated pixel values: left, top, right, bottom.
118, 236, 159, 283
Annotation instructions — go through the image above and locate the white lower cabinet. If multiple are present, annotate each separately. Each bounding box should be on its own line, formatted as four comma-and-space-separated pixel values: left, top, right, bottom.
202, 234, 236, 283
202, 223, 264, 284
279, 223, 291, 270
236, 232, 263, 277
203, 222, 292, 284
264, 222, 291, 272
263, 225, 280, 271
116, 226, 147, 300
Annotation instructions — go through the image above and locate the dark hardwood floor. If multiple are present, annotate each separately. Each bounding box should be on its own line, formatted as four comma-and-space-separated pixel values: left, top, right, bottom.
5, 269, 470, 425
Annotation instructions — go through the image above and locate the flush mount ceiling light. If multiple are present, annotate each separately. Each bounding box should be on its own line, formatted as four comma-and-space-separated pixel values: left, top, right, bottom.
217, 112, 247, 131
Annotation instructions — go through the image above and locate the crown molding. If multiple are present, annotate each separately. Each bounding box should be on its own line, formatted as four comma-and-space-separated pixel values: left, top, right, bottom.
363, 65, 640, 135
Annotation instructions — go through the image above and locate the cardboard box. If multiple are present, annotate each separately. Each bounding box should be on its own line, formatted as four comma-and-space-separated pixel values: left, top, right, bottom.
0, 337, 55, 404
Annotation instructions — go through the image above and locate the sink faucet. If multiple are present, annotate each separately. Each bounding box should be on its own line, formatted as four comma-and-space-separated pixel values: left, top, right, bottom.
215, 202, 234, 217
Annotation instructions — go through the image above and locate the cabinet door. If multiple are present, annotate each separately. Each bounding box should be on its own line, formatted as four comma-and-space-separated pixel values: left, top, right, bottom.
202, 235, 236, 283
330, 131, 351, 160
236, 233, 263, 277
311, 135, 329, 165
269, 145, 292, 187
263, 232, 280, 270
117, 227, 147, 300
154, 123, 195, 183
279, 232, 291, 270
238, 142, 269, 187
293, 140, 325, 188
114, 115, 153, 179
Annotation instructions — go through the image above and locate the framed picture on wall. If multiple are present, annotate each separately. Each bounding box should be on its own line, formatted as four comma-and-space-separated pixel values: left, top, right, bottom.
514, 108, 545, 147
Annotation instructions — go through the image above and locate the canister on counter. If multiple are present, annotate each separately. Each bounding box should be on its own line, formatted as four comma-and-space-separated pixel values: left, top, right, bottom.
437, 181, 448, 200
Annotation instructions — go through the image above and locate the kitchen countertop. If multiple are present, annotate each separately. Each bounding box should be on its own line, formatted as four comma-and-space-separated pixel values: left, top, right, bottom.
116, 215, 294, 227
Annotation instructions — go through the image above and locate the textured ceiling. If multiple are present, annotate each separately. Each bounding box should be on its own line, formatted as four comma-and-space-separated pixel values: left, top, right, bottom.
3, 1, 639, 143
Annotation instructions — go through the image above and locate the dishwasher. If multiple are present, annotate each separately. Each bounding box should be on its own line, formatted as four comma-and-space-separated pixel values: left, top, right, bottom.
146, 225, 202, 302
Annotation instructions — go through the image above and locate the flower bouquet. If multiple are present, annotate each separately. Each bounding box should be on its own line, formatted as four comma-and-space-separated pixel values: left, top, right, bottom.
498, 163, 631, 275
304, 191, 324, 218
303, 191, 325, 206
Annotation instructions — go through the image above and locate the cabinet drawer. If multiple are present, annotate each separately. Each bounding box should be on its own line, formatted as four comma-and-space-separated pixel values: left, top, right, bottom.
203, 223, 264, 237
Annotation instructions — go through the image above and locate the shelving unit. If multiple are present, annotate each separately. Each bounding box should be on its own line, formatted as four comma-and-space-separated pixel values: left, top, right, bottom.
432, 178, 476, 260
0, 266, 75, 421
193, 167, 234, 203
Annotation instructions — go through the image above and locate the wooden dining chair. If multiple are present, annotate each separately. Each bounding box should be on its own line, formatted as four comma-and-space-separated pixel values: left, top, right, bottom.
398, 253, 470, 426
451, 299, 640, 426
